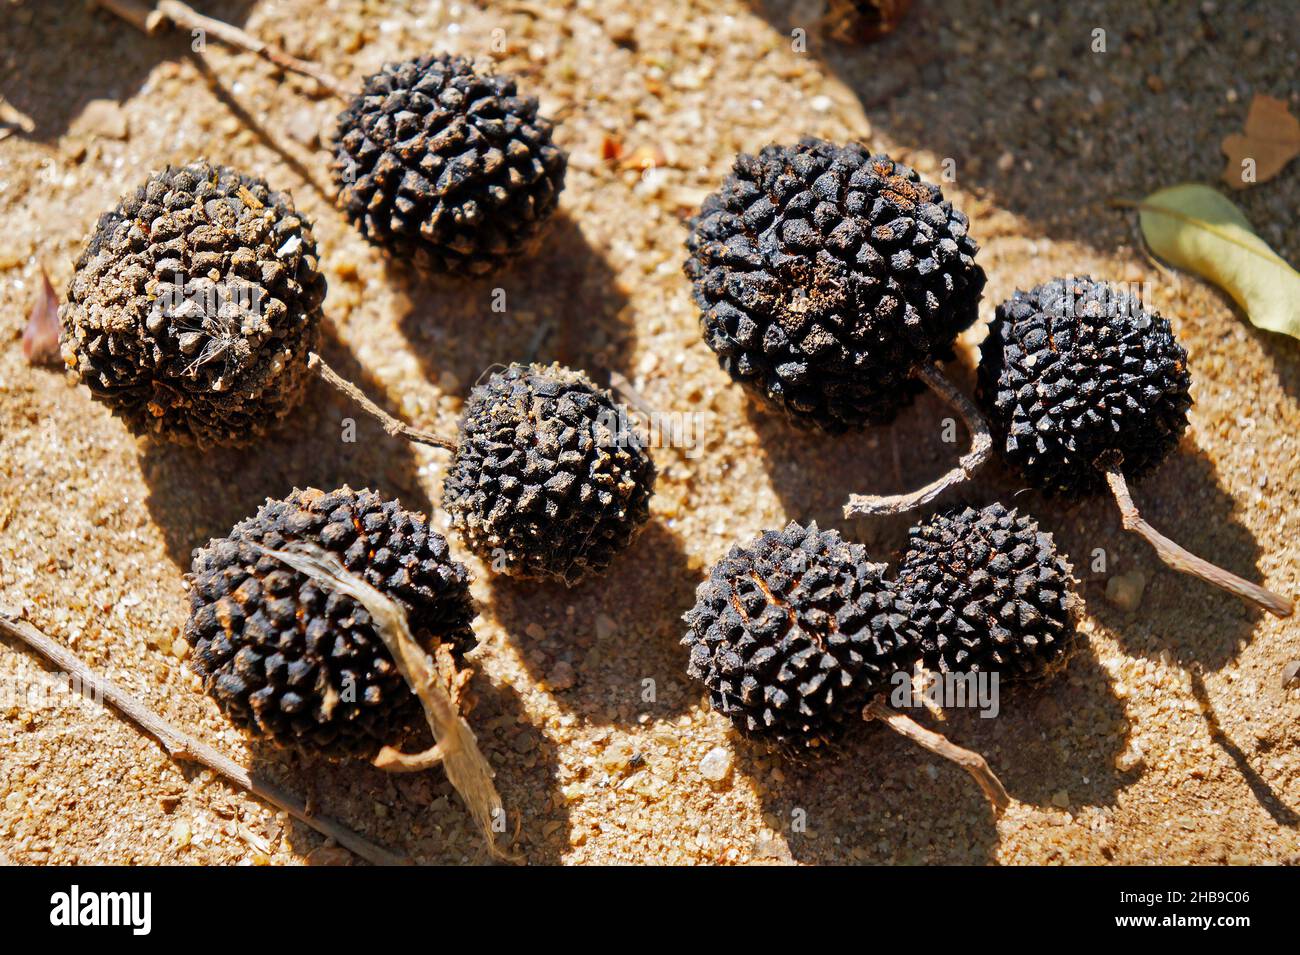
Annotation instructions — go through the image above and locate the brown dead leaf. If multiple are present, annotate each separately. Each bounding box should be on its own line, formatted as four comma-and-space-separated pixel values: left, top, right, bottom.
22, 266, 62, 367
1220, 94, 1300, 189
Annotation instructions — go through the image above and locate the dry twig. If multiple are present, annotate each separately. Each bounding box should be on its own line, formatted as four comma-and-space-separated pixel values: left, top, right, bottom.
845, 363, 992, 517
93, 0, 349, 97
863, 700, 1010, 812
1103, 465, 1292, 618
0, 606, 407, 866
309, 353, 458, 452
251, 543, 509, 860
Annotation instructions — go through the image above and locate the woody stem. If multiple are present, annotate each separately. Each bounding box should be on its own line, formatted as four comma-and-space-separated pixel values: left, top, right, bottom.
1103, 466, 1292, 618
309, 353, 458, 452
93, 0, 349, 98
844, 363, 991, 518
864, 699, 1011, 812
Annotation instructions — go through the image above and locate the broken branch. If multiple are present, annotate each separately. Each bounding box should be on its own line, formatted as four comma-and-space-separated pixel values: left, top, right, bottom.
0, 606, 406, 866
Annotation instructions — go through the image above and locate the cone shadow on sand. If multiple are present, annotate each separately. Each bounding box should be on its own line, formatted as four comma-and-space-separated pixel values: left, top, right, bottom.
249, 675, 571, 864
1046, 442, 1268, 672
387, 212, 636, 392
739, 638, 1130, 864
0, 1, 257, 142
745, 359, 1271, 672
737, 723, 1000, 865
140, 328, 435, 569
481, 520, 698, 728
747, 1, 1298, 260
741, 351, 999, 543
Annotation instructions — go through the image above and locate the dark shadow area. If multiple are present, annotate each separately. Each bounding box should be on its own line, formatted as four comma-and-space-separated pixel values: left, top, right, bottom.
389, 212, 635, 395
748, 1, 1300, 258
742, 639, 1128, 863
1040, 442, 1265, 671
941, 643, 1134, 811
740, 722, 999, 865
744, 353, 1012, 553
258, 674, 570, 864
483, 520, 696, 727
140, 328, 435, 568
1189, 668, 1299, 828
0, 1, 256, 141
185, 48, 333, 203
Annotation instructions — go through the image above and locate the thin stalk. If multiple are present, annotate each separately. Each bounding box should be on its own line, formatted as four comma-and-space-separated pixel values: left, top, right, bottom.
0, 607, 407, 866
374, 745, 444, 773
845, 362, 991, 518
864, 699, 1010, 812
309, 353, 458, 452
93, 0, 349, 98
1103, 466, 1292, 618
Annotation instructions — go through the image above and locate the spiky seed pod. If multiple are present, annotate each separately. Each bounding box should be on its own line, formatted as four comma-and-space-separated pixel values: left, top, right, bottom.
185, 487, 476, 759
684, 138, 985, 432
682, 522, 919, 749
977, 276, 1192, 495
442, 362, 655, 584
898, 503, 1077, 679
60, 161, 326, 447
331, 53, 567, 276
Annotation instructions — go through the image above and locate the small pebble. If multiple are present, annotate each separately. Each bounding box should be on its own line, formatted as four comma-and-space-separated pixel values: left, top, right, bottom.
72, 99, 128, 140
1115, 746, 1145, 772
1105, 571, 1147, 612
699, 746, 733, 784
170, 819, 192, 848
305, 845, 352, 866
546, 660, 576, 690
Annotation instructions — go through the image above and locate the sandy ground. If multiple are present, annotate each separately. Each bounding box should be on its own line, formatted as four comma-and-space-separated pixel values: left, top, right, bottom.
0, 0, 1298, 865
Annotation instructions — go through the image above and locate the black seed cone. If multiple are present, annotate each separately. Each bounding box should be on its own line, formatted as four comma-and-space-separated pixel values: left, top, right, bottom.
60, 160, 326, 447
682, 522, 919, 749
185, 487, 476, 759
898, 503, 1077, 679
442, 362, 656, 584
684, 138, 985, 431
977, 276, 1192, 495
332, 53, 567, 276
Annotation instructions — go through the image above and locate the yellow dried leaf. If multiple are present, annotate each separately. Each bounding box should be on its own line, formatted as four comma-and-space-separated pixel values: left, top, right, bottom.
1129, 183, 1300, 339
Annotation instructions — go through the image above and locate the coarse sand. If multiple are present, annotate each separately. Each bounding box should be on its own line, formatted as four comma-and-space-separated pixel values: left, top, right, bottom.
0, 0, 1298, 864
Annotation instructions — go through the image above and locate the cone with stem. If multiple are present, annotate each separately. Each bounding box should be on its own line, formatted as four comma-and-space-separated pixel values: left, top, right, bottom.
681, 520, 1010, 812
846, 276, 1292, 619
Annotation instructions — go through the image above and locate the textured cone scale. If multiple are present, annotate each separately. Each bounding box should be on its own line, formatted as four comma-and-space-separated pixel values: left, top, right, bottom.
684, 138, 985, 431
331, 53, 567, 275
442, 363, 656, 584
682, 522, 919, 749
898, 504, 1077, 679
60, 161, 326, 446
185, 487, 476, 759
977, 276, 1192, 495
